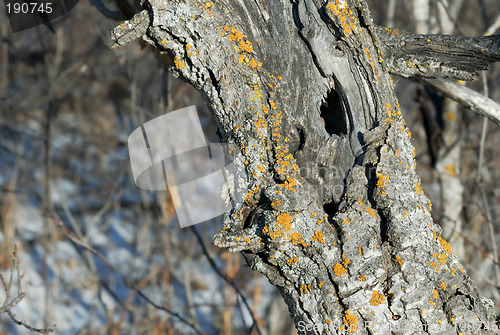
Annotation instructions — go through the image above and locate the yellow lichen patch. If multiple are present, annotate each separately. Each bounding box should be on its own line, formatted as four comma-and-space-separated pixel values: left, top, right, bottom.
415, 182, 422, 195
277, 75, 282, 80
395, 256, 403, 266
438, 236, 453, 254
440, 281, 447, 290
429, 289, 439, 307
277, 213, 293, 230
366, 207, 376, 218
239, 40, 253, 53
311, 230, 325, 244
243, 184, 260, 202
279, 178, 297, 191
173, 56, 185, 70
369, 290, 386, 306
318, 281, 325, 288
287, 256, 299, 265
269, 100, 277, 110
161, 39, 167, 45
437, 252, 447, 265
229, 30, 244, 41
429, 261, 440, 272
445, 110, 456, 121
376, 173, 389, 189
444, 164, 456, 177
288, 231, 303, 245
326, 2, 357, 37
342, 310, 359, 332
358, 246, 364, 254
299, 284, 311, 294
359, 274, 366, 282
333, 263, 348, 277
271, 198, 283, 209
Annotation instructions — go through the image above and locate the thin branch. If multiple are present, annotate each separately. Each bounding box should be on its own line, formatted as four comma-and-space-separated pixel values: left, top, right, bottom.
49, 216, 204, 335
90, 0, 126, 20
419, 78, 500, 125
0, 246, 55, 333
189, 226, 263, 335
6, 310, 54, 334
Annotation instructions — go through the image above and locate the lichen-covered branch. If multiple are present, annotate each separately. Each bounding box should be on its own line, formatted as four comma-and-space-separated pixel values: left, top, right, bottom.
111, 0, 498, 333
375, 26, 500, 80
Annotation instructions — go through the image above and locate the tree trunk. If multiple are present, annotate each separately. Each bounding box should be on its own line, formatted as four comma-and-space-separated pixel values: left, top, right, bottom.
112, 0, 499, 333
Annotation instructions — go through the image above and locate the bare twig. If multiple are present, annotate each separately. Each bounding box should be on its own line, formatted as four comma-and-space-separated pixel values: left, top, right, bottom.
90, 0, 126, 20
189, 226, 263, 335
0, 246, 56, 334
49, 216, 204, 335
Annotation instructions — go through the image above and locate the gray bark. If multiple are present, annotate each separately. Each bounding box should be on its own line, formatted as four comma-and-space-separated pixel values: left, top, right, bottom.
112, 1, 498, 333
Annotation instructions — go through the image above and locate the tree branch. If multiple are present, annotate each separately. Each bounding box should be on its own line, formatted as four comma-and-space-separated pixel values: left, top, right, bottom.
420, 78, 500, 125
376, 26, 500, 80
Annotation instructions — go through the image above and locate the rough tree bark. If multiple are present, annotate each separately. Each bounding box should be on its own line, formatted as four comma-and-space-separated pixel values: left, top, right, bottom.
111, 1, 500, 333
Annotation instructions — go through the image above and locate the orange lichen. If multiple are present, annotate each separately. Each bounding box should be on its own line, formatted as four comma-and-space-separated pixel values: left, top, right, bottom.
318, 281, 325, 288
288, 231, 302, 245
359, 274, 366, 282
271, 198, 283, 209
376, 173, 389, 188
437, 252, 447, 265
173, 56, 185, 70
395, 256, 403, 266
415, 182, 422, 195
311, 230, 326, 244
444, 164, 456, 177
445, 110, 456, 121
440, 281, 447, 290
326, 2, 357, 37
366, 207, 376, 218
342, 310, 358, 332
299, 284, 311, 294
277, 213, 293, 229
287, 256, 299, 265
239, 40, 253, 53
333, 263, 348, 277
279, 178, 297, 191
438, 236, 453, 254
369, 290, 386, 306
428, 289, 439, 307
